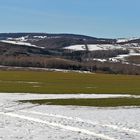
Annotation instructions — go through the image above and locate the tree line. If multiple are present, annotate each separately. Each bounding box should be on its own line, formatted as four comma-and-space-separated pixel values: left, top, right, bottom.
0, 56, 139, 75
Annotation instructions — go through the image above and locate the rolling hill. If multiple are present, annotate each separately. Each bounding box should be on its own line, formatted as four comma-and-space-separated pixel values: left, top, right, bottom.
0, 33, 140, 74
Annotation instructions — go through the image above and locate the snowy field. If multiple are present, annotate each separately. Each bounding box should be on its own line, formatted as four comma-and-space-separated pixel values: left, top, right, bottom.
64, 44, 140, 64
64, 43, 140, 52
0, 93, 140, 140
0, 40, 45, 49
64, 44, 123, 51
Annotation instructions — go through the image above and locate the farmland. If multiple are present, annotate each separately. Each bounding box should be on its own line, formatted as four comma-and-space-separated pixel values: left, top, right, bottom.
0, 71, 140, 139
22, 97, 140, 107
0, 70, 140, 95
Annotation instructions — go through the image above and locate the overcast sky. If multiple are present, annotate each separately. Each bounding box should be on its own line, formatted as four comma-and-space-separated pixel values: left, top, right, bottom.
0, 0, 140, 38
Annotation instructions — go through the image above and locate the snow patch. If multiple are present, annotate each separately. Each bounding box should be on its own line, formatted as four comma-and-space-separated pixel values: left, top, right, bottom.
33, 36, 47, 39
117, 37, 140, 43
0, 112, 116, 140
0, 40, 45, 49
64, 44, 123, 51
0, 93, 140, 140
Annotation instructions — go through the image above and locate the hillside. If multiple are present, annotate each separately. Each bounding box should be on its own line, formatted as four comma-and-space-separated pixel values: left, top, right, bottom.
0, 33, 140, 74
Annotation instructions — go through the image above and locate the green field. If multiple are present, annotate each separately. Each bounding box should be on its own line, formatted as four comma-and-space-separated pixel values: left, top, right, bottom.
21, 98, 140, 107
0, 70, 140, 95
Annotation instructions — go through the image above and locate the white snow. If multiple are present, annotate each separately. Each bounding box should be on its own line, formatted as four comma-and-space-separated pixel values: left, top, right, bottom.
33, 36, 47, 39
64, 43, 140, 52
0, 93, 140, 140
0, 93, 139, 101
0, 112, 117, 140
7, 36, 28, 42
1, 40, 34, 46
92, 58, 107, 62
64, 43, 140, 65
117, 39, 129, 43
64, 44, 123, 51
109, 52, 140, 64
0, 40, 45, 49
15, 36, 29, 42
117, 37, 140, 43
0, 65, 92, 74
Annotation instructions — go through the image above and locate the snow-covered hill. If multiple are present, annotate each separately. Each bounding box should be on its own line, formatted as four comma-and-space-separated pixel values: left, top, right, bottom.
116, 37, 140, 43
64, 44, 124, 51
64, 43, 140, 51
0, 40, 45, 49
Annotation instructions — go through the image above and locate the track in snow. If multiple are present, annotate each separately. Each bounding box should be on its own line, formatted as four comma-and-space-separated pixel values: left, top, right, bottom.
21, 110, 140, 134
0, 111, 116, 140
0, 106, 140, 140
0, 93, 140, 140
